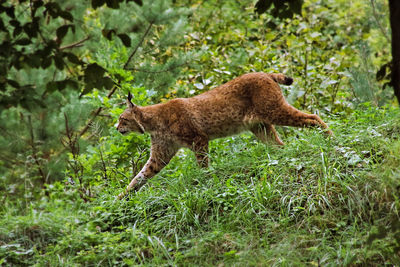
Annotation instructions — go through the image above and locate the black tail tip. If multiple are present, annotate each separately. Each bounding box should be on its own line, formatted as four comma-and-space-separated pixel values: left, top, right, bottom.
284, 76, 294, 85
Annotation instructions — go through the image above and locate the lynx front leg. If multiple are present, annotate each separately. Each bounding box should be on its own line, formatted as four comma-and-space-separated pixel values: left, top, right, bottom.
272, 104, 333, 136
194, 142, 209, 168
117, 143, 177, 199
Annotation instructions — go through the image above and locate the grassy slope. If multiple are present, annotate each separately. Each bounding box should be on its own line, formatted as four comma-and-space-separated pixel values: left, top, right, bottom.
1, 106, 400, 266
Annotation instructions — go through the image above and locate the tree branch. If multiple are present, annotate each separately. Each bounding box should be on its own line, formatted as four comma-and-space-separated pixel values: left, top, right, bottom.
123, 21, 154, 69
126, 62, 188, 73
60, 36, 90, 50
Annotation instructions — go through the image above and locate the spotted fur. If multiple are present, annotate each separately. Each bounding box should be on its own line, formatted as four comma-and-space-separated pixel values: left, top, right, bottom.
116, 72, 332, 199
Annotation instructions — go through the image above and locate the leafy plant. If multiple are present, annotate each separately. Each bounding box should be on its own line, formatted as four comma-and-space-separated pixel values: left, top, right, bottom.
1, 0, 399, 265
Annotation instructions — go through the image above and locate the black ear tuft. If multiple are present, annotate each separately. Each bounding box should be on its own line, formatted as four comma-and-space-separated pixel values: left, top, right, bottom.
127, 92, 135, 108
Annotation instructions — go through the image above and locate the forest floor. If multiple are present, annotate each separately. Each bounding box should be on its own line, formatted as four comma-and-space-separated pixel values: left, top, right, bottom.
1, 105, 400, 266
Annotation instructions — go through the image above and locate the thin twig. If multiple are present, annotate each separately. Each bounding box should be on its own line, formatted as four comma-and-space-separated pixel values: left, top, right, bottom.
27, 115, 47, 187
60, 36, 90, 50
79, 86, 118, 137
98, 146, 108, 180
127, 62, 188, 73
302, 48, 308, 110
331, 77, 342, 105
123, 21, 154, 70
370, 0, 390, 43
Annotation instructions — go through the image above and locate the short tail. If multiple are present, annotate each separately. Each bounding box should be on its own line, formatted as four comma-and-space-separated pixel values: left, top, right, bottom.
268, 73, 293, 85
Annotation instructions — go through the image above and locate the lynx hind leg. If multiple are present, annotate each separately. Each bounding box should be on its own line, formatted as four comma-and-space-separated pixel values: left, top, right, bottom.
192, 138, 209, 168
251, 123, 284, 146
272, 104, 333, 136
117, 143, 177, 199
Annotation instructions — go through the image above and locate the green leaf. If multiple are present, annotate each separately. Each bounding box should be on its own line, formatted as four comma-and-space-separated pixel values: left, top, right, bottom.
23, 22, 38, 38
41, 57, 52, 69
27, 54, 41, 68
376, 62, 391, 81
102, 76, 114, 90
43, 41, 58, 55
65, 79, 79, 90
105, 0, 120, 9
118, 34, 131, 47
347, 154, 362, 166
289, 0, 303, 15
45, 2, 62, 19
81, 63, 113, 95
15, 38, 31, 45
13, 25, 22, 37
32, 0, 44, 10
56, 25, 70, 41
0, 18, 6, 32
310, 32, 321, 38
376, 65, 387, 81
80, 84, 94, 95
102, 28, 115, 40
46, 81, 58, 93
54, 54, 64, 70
129, 0, 143, 6
5, 6, 15, 19
65, 52, 82, 65
255, 0, 273, 14
92, 0, 105, 9
9, 19, 20, 27
60, 11, 74, 22
277, 8, 293, 19
46, 79, 76, 94
7, 79, 20, 89
84, 63, 106, 82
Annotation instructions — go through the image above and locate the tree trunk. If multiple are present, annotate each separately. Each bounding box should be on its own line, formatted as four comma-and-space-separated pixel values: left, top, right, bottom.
389, 0, 400, 103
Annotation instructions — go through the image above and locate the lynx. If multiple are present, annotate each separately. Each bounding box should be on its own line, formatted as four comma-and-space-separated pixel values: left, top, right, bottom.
116, 72, 332, 199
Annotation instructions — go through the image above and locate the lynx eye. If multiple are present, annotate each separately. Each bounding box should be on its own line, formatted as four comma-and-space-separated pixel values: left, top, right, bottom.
119, 117, 129, 125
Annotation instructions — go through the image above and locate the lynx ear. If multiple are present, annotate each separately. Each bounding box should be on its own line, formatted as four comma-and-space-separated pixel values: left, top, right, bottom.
127, 92, 135, 108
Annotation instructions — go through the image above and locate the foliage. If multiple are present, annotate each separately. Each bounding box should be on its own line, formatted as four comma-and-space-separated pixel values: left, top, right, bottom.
255, 0, 303, 19
173, 0, 392, 113
0, 0, 192, 200
1, 106, 399, 265
0, 0, 145, 110
0, 0, 399, 265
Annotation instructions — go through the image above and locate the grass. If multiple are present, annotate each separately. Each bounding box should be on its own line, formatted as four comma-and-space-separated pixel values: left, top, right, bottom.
1, 105, 400, 266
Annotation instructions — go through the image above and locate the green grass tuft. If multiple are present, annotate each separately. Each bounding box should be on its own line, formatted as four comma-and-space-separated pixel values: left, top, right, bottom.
1, 106, 399, 266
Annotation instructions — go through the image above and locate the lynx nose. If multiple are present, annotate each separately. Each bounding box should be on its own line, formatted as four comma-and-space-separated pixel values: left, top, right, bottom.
117, 126, 128, 135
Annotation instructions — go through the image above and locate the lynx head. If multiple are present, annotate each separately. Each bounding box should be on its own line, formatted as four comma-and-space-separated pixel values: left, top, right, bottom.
116, 93, 145, 135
